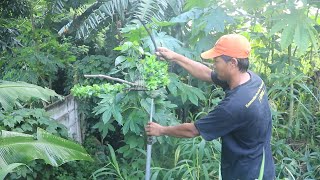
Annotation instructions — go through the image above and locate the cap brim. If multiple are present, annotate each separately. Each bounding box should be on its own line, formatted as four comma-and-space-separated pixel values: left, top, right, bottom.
200, 48, 221, 60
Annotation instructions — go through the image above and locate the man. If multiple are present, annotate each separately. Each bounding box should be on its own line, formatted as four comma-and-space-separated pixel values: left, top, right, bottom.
145, 34, 275, 179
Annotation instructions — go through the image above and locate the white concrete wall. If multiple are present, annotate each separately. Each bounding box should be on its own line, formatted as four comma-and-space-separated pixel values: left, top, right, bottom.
45, 95, 82, 143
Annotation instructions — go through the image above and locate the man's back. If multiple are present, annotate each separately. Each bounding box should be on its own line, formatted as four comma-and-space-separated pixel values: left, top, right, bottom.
195, 71, 275, 179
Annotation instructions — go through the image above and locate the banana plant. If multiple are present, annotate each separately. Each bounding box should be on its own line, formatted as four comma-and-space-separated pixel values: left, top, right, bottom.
0, 128, 93, 179
57, 0, 185, 39
0, 80, 61, 111
0, 80, 92, 178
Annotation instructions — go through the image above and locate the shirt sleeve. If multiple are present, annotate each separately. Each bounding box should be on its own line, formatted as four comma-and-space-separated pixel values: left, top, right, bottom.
194, 105, 237, 141
211, 71, 229, 90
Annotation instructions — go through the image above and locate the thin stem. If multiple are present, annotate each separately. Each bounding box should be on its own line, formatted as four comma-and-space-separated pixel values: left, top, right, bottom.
136, 17, 157, 51
288, 45, 294, 130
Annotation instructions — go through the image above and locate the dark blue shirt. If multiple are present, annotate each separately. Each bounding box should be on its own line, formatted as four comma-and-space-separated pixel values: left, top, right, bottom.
194, 71, 275, 180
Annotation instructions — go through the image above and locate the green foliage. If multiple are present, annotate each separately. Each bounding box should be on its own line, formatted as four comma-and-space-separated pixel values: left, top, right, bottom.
92, 144, 127, 180
70, 55, 115, 85
59, 0, 129, 39
1, 48, 63, 86
0, 0, 31, 18
0, 26, 21, 53
170, 6, 234, 33
1, 0, 320, 179
91, 144, 145, 180
41, 135, 108, 180
0, 163, 27, 180
143, 31, 183, 53
58, 0, 183, 39
0, 128, 93, 179
142, 55, 170, 90
49, 0, 88, 14
71, 83, 127, 98
0, 25, 76, 88
269, 8, 318, 53
0, 81, 61, 111
170, 8, 203, 23
0, 108, 67, 136
168, 73, 206, 106
196, 7, 234, 34
183, 0, 208, 11
157, 138, 218, 179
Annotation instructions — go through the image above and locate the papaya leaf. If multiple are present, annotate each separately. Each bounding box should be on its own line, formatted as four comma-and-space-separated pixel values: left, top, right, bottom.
170, 8, 203, 23
197, 7, 234, 34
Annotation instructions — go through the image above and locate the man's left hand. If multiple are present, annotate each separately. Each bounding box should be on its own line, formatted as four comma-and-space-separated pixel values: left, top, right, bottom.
145, 122, 163, 136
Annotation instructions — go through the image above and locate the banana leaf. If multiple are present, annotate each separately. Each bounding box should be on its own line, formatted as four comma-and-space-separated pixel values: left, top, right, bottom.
0, 128, 93, 179
0, 81, 62, 111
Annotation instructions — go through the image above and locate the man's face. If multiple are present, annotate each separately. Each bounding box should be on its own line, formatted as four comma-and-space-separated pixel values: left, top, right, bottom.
213, 56, 232, 81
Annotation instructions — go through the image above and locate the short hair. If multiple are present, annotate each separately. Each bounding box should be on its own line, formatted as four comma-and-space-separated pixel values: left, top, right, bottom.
220, 55, 249, 72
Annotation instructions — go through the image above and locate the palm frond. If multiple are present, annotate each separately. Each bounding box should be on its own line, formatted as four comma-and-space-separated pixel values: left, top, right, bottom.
58, 0, 175, 39
0, 81, 62, 111
134, 0, 168, 23
58, 0, 129, 39
51, 0, 66, 14
75, 0, 126, 39
0, 128, 93, 178
50, 0, 86, 14
166, 0, 185, 15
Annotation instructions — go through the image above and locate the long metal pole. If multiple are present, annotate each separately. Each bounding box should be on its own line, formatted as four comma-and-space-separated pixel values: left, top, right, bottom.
145, 98, 154, 180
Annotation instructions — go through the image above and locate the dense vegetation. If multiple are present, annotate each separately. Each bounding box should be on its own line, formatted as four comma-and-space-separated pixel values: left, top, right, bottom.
0, 0, 319, 179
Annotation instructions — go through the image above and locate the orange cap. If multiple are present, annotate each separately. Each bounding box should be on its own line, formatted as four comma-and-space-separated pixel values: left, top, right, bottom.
201, 34, 251, 59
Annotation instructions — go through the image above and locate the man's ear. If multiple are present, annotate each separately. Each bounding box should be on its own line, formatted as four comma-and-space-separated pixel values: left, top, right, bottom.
230, 58, 238, 67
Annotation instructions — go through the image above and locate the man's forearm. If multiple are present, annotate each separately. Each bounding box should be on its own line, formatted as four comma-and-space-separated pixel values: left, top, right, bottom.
172, 54, 213, 82
161, 123, 199, 138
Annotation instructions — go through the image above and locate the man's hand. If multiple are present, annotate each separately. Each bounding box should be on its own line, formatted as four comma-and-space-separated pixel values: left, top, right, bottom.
145, 122, 163, 136
155, 47, 213, 83
155, 47, 179, 61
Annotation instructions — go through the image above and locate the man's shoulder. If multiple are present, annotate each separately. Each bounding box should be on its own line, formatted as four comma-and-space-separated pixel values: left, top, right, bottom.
248, 70, 264, 83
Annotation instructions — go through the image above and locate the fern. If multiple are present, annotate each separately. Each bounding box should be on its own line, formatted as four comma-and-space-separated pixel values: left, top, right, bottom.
0, 81, 61, 111
0, 128, 93, 179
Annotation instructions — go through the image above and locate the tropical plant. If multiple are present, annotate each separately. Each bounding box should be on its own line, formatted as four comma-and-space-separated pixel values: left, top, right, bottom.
0, 127, 93, 179
0, 0, 30, 53
0, 81, 61, 111
58, 0, 185, 39
1, 0, 320, 179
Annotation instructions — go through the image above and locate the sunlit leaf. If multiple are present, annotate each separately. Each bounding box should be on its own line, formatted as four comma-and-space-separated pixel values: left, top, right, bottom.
0, 128, 92, 178
0, 81, 61, 111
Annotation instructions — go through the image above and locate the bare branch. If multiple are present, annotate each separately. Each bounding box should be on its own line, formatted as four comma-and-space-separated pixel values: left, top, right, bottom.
84, 74, 137, 86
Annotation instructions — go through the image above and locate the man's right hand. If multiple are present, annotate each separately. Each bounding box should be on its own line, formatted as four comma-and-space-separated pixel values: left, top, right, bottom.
155, 47, 179, 61
155, 47, 213, 83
